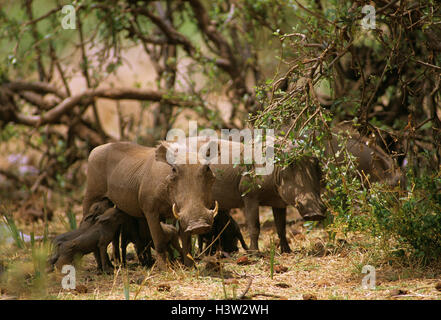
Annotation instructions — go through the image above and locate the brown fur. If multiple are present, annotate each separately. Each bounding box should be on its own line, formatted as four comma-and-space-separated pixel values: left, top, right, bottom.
49, 198, 113, 269
55, 207, 129, 273
181, 137, 326, 253
198, 209, 248, 255
112, 216, 153, 266
325, 125, 405, 187
82, 141, 217, 268
113, 218, 184, 266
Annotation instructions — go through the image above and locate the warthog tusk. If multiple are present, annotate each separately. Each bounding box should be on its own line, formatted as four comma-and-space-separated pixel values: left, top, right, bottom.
172, 203, 180, 220
212, 200, 219, 218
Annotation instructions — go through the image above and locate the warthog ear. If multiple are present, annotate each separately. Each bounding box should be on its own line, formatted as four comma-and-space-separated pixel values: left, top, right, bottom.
97, 208, 116, 223
155, 141, 177, 165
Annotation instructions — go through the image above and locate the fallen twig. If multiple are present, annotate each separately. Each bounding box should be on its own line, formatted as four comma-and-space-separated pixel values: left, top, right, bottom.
238, 278, 253, 300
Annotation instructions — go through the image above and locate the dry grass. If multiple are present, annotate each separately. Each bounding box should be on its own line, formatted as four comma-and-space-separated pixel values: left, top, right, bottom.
1, 204, 441, 300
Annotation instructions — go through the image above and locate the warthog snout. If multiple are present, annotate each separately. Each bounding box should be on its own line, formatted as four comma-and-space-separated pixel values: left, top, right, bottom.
302, 211, 326, 221
173, 201, 219, 234
184, 220, 212, 234
297, 200, 327, 221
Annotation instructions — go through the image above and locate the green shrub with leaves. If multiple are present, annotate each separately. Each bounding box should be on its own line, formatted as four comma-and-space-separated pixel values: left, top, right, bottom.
310, 132, 370, 241
369, 172, 441, 263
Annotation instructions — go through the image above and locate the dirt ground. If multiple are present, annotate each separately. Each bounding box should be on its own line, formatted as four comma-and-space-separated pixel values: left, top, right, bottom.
1, 205, 440, 301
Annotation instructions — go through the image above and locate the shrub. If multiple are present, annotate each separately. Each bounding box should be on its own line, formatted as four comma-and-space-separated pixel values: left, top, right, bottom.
320, 134, 372, 240
370, 172, 441, 263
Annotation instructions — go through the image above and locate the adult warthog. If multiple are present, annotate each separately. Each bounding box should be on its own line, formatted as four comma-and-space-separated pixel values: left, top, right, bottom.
324, 126, 405, 188
178, 137, 326, 253
82, 141, 218, 268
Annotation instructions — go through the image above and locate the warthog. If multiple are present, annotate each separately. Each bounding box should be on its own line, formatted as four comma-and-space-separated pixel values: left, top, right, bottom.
54, 207, 129, 273
159, 222, 184, 262
112, 218, 183, 267
82, 141, 218, 268
112, 215, 152, 266
198, 210, 248, 255
325, 126, 405, 187
178, 137, 326, 253
49, 198, 113, 269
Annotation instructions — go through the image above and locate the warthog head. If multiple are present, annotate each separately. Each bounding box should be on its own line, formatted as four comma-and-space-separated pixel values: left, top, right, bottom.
275, 156, 326, 221
156, 142, 218, 235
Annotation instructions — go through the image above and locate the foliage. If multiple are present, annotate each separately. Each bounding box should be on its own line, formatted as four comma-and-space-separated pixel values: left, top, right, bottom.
0, 212, 52, 298
247, 0, 441, 263
370, 172, 441, 263
320, 135, 370, 241
2, 214, 25, 249
65, 204, 77, 231
321, 163, 441, 264
252, 0, 441, 174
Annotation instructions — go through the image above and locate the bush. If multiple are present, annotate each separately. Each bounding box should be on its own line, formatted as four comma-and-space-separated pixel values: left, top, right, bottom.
370, 173, 441, 263
320, 134, 372, 240
322, 147, 441, 264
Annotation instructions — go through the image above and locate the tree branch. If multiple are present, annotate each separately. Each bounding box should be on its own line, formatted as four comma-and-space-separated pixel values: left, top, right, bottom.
5, 86, 198, 126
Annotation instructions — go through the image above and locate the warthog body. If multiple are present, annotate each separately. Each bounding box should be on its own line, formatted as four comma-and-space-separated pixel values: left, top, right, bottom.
180, 137, 326, 253
55, 207, 129, 273
325, 127, 405, 187
112, 217, 183, 266
198, 210, 248, 255
160, 222, 184, 262
49, 198, 113, 269
112, 215, 152, 266
82, 141, 218, 268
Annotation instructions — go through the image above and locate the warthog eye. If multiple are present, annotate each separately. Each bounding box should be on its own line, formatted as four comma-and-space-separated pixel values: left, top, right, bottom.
167, 167, 178, 183
203, 164, 215, 180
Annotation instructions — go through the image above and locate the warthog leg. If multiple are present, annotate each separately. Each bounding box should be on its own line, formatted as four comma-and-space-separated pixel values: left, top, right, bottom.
143, 211, 168, 270
272, 207, 291, 253
243, 197, 260, 252
99, 245, 113, 274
